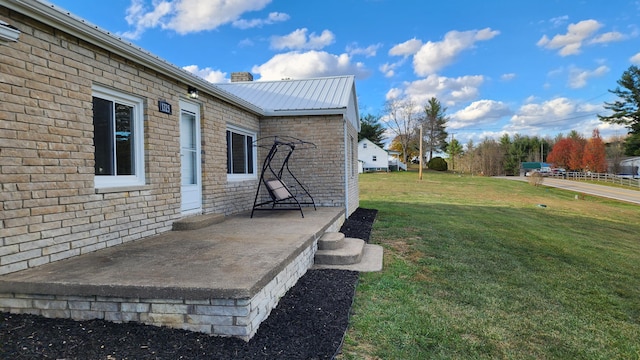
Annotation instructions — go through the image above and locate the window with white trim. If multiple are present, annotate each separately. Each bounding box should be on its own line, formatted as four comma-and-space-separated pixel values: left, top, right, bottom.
372, 155, 377, 162
226, 126, 256, 180
92, 86, 145, 188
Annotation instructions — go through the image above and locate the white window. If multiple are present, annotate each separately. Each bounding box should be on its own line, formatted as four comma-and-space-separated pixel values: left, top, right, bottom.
226, 125, 257, 181
363, 143, 367, 149
372, 155, 377, 162
92, 86, 145, 188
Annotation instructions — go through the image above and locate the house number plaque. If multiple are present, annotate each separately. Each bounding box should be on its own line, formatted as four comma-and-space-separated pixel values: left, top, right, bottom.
158, 100, 172, 114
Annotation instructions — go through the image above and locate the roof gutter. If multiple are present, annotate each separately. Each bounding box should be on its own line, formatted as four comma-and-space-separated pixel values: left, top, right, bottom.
3, 0, 264, 116
266, 107, 348, 117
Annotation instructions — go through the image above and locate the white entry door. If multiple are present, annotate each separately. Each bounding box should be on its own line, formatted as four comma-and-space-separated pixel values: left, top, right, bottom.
180, 100, 202, 214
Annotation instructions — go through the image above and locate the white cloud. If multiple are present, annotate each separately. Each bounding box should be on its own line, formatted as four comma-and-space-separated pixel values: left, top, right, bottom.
385, 88, 403, 101
182, 65, 227, 83
549, 15, 569, 28
397, 74, 484, 107
389, 38, 423, 57
450, 100, 512, 129
412, 28, 500, 76
567, 65, 609, 89
251, 51, 369, 80
511, 97, 576, 128
232, 12, 289, 29
500, 73, 516, 81
379, 62, 399, 78
121, 0, 272, 39
346, 43, 382, 58
537, 19, 602, 56
590, 31, 624, 44
631, 52, 640, 64
122, 0, 173, 39
270, 28, 335, 50
506, 97, 614, 137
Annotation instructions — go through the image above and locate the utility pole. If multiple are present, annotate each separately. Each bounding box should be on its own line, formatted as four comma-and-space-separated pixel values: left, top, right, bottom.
419, 125, 423, 180
450, 133, 455, 171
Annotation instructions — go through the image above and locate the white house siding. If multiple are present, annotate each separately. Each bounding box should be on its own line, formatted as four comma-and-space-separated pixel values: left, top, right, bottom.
358, 139, 388, 172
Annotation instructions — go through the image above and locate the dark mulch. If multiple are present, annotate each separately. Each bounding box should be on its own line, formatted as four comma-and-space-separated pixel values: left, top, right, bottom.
339, 207, 378, 243
0, 208, 377, 360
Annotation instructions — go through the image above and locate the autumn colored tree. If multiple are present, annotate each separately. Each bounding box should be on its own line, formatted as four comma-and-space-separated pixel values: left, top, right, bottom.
568, 132, 587, 171
582, 129, 608, 172
547, 138, 575, 169
389, 135, 419, 161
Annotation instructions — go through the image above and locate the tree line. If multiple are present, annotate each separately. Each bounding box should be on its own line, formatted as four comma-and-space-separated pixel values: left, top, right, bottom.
358, 65, 640, 176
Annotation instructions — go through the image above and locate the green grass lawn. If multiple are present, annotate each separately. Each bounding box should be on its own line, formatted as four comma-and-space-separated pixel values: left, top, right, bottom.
340, 170, 640, 360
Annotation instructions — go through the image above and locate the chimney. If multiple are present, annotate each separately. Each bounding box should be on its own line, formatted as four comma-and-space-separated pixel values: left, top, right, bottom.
231, 72, 253, 82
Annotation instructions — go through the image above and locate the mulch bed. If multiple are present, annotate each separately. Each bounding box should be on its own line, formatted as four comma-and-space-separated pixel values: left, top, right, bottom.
0, 208, 377, 360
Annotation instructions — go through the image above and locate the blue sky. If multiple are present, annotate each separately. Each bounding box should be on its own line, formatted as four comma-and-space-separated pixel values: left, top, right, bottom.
49, 0, 640, 146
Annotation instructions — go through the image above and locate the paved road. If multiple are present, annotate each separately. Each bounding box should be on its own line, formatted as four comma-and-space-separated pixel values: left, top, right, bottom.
497, 176, 640, 205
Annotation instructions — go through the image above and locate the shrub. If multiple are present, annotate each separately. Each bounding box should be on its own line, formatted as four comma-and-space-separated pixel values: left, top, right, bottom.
428, 157, 448, 171
528, 172, 544, 187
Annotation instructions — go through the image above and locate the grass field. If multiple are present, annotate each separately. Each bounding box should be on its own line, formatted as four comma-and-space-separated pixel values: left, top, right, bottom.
340, 170, 640, 360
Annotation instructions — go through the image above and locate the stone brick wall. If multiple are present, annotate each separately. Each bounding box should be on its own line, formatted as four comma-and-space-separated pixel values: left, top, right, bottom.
0, 212, 346, 340
259, 115, 359, 215
0, 6, 357, 277
0, 9, 260, 275
0, 238, 313, 339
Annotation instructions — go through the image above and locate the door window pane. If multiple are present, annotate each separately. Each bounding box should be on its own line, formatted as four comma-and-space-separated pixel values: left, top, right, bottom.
181, 112, 197, 185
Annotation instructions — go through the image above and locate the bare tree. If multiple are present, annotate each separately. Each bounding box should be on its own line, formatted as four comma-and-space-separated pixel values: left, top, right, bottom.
477, 138, 504, 176
383, 98, 418, 162
606, 134, 626, 173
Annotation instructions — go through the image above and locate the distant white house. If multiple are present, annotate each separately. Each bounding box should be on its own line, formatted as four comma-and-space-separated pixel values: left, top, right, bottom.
358, 139, 407, 173
387, 149, 407, 171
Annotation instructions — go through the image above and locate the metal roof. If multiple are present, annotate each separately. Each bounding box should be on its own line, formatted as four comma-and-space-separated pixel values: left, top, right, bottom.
214, 76, 356, 116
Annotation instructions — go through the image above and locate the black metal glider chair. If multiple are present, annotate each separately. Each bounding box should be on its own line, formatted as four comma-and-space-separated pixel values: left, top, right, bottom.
251, 136, 317, 218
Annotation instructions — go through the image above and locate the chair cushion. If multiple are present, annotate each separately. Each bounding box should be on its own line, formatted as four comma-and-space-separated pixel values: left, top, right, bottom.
265, 179, 293, 200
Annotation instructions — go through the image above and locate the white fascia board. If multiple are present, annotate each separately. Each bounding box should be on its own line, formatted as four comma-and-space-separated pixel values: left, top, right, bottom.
4, 0, 264, 116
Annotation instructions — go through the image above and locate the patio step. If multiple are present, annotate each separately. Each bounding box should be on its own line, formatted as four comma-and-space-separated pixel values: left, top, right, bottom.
317, 232, 345, 250
315, 237, 364, 265
172, 213, 225, 231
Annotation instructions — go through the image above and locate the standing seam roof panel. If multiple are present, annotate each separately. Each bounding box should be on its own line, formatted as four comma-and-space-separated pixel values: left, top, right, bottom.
214, 76, 355, 114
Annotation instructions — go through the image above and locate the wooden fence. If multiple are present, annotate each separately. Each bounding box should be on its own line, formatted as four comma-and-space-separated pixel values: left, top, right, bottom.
555, 172, 640, 188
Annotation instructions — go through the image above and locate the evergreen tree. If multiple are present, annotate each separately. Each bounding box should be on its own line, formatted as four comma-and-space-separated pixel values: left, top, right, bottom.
599, 65, 640, 155
421, 97, 448, 161
446, 138, 463, 170
358, 114, 386, 148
